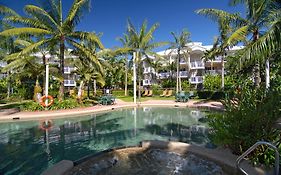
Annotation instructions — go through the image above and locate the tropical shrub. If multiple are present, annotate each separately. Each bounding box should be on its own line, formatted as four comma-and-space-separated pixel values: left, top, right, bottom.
161, 79, 176, 88
208, 87, 281, 167
181, 80, 190, 91
20, 101, 44, 111
49, 99, 81, 110
33, 82, 42, 101
0, 79, 7, 99
151, 84, 161, 95
204, 75, 236, 91
197, 91, 225, 100
203, 75, 221, 91
20, 99, 84, 111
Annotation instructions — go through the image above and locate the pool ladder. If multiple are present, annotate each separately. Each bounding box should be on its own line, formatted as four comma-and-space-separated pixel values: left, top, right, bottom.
236, 141, 279, 175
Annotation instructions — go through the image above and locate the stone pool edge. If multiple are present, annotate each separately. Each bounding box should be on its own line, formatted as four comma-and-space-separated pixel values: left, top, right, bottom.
42, 140, 266, 175
0, 99, 224, 122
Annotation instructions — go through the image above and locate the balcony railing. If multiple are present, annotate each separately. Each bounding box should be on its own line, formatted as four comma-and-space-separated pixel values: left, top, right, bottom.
0, 73, 7, 79
64, 67, 75, 74
64, 80, 76, 87
205, 70, 222, 75
190, 76, 203, 84
143, 67, 155, 74
190, 61, 205, 69
158, 72, 170, 79
143, 79, 152, 86
179, 71, 188, 77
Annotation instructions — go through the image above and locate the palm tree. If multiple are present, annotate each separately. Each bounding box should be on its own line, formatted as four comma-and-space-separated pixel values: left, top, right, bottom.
0, 5, 20, 98
117, 33, 131, 96
196, 9, 241, 89
74, 59, 104, 100
167, 29, 191, 93
0, 0, 104, 100
149, 58, 162, 82
116, 20, 167, 103
229, 0, 281, 88
71, 40, 104, 99
229, 0, 272, 87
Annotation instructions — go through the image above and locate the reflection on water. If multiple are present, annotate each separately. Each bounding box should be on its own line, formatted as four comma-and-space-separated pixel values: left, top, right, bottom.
0, 107, 210, 175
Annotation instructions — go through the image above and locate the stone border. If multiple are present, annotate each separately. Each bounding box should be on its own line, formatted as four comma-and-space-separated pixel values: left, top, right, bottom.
42, 140, 265, 175
0, 99, 224, 122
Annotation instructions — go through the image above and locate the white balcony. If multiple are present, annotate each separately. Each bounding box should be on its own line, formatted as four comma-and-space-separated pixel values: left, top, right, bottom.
143, 67, 155, 74
143, 79, 152, 86
189, 76, 203, 84
64, 67, 75, 74
64, 80, 76, 87
190, 61, 205, 69
158, 72, 170, 79
179, 71, 188, 78
0, 73, 7, 79
205, 70, 222, 75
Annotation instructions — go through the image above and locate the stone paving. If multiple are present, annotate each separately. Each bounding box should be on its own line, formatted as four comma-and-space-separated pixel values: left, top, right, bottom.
0, 99, 224, 121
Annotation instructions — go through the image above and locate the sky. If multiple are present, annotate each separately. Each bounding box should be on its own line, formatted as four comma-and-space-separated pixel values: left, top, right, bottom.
1, 0, 245, 50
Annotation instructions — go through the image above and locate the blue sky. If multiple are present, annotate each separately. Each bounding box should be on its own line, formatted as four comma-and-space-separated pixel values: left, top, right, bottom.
2, 0, 244, 50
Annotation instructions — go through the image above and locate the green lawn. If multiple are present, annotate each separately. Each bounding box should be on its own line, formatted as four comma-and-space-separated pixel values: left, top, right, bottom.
117, 96, 175, 102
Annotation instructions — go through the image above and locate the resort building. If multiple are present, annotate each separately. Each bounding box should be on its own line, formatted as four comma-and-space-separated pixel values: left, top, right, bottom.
32, 50, 78, 88
142, 42, 243, 87
0, 61, 7, 79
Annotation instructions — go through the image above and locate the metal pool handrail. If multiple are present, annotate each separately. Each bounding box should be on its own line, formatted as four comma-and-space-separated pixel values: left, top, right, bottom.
236, 141, 279, 175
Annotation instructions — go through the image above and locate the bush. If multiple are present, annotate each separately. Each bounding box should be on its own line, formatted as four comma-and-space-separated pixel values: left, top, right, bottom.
20, 101, 44, 111
208, 87, 281, 167
203, 75, 221, 91
151, 84, 161, 96
0, 79, 7, 99
181, 80, 190, 91
161, 79, 176, 88
49, 98, 81, 110
203, 75, 236, 91
20, 98, 83, 111
197, 91, 225, 100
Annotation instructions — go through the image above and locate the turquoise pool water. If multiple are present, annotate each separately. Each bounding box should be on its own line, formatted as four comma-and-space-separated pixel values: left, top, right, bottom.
0, 107, 211, 175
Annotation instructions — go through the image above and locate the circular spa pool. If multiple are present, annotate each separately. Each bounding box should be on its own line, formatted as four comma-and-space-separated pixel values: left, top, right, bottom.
0, 107, 213, 175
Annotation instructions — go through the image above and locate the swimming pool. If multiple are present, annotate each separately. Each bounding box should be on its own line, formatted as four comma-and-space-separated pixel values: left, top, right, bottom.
0, 107, 211, 175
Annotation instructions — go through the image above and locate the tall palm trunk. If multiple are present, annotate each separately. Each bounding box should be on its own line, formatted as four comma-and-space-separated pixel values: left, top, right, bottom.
265, 59, 270, 89
78, 80, 84, 101
138, 76, 141, 103
7, 71, 10, 99
93, 79, 97, 96
176, 50, 180, 93
87, 80, 90, 98
221, 53, 225, 89
125, 58, 128, 96
178, 50, 182, 92
59, 37, 65, 100
137, 64, 141, 103
42, 54, 46, 95
253, 29, 261, 87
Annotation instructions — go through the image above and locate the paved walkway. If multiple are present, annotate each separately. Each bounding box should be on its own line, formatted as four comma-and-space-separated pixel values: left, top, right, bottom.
0, 99, 224, 121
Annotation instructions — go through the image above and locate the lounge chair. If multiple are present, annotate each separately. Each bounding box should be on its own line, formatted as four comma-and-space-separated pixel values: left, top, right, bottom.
175, 91, 188, 102
142, 90, 149, 97
165, 89, 173, 97
98, 95, 116, 105
160, 89, 168, 97
147, 90, 153, 97
188, 91, 195, 99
